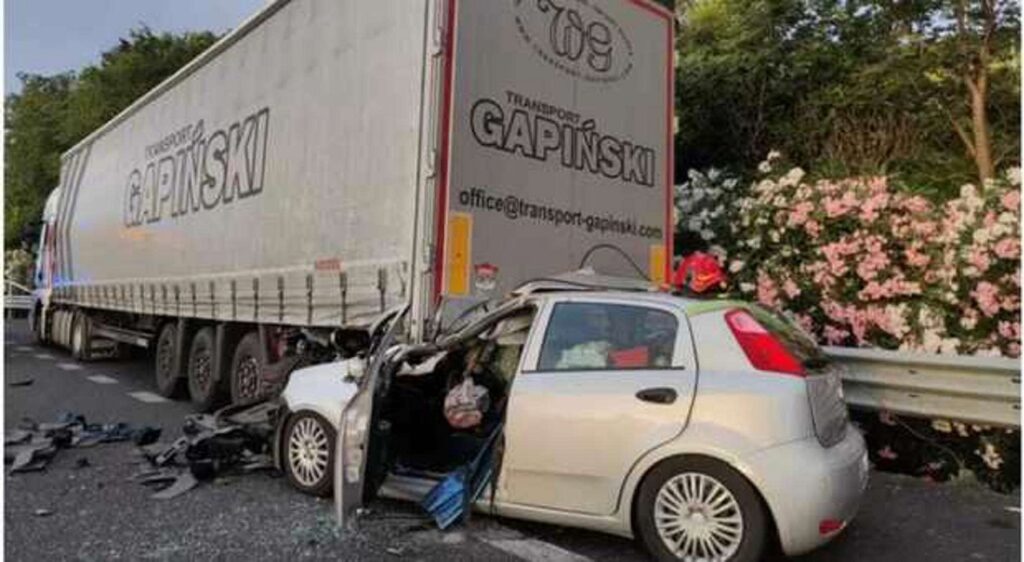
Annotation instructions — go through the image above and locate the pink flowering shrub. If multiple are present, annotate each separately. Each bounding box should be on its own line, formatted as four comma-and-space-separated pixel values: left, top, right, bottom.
723, 161, 1021, 357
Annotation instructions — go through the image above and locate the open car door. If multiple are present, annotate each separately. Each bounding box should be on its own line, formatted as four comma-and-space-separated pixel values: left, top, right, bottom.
334, 305, 407, 527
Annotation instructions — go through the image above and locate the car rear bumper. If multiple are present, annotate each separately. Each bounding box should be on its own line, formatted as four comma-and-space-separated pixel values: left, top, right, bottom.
743, 425, 869, 556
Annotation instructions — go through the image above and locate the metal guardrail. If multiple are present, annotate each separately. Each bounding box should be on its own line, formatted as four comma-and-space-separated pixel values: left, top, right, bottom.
825, 346, 1021, 428
4, 279, 33, 315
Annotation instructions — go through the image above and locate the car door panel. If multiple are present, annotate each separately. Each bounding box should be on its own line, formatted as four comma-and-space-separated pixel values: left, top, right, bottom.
498, 297, 697, 516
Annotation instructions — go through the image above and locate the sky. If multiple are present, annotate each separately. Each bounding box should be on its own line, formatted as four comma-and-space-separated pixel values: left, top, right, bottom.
4, 0, 265, 94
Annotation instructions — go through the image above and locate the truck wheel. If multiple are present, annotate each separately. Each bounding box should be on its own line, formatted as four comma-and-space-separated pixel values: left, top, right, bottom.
154, 323, 184, 398
230, 332, 265, 405
283, 411, 336, 496
635, 456, 766, 562
70, 311, 92, 361
187, 327, 223, 411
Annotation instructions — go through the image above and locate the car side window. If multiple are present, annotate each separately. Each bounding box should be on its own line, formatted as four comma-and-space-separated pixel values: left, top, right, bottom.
536, 302, 678, 371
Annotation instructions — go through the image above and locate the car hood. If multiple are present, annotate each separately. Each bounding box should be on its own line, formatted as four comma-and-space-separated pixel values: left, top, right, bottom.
279, 357, 365, 430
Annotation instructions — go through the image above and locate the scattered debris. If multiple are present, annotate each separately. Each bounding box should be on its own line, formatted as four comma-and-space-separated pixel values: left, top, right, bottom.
8, 377, 34, 387
4, 429, 32, 446
5, 413, 161, 475
151, 472, 199, 500
74, 457, 91, 469
133, 427, 162, 447
136, 401, 280, 500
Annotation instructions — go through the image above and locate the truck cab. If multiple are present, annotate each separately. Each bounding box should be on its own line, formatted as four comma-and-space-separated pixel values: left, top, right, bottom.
30, 187, 61, 341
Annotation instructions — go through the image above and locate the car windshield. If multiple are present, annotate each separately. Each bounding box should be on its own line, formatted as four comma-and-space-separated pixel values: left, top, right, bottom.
748, 304, 829, 369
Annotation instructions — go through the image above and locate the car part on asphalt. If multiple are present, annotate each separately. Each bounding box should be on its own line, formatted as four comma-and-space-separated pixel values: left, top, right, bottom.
138, 401, 280, 500
150, 471, 199, 500
8, 377, 34, 387
5, 413, 161, 475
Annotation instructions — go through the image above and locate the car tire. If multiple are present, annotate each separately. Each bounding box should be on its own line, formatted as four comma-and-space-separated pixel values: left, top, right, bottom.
70, 311, 91, 361
154, 323, 184, 398
230, 331, 265, 406
283, 411, 336, 497
187, 327, 223, 411
635, 456, 767, 562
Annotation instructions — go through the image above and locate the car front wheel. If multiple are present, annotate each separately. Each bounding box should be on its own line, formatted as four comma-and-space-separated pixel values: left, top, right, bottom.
636, 457, 766, 562
283, 411, 335, 496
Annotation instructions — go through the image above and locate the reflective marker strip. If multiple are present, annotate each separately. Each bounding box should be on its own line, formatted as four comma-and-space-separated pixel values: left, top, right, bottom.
446, 212, 472, 296
649, 244, 666, 285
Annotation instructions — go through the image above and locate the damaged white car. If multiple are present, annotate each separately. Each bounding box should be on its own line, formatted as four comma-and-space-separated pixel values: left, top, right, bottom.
273, 275, 868, 562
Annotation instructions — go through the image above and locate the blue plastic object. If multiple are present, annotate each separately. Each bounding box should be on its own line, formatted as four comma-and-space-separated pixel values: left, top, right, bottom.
421, 423, 503, 529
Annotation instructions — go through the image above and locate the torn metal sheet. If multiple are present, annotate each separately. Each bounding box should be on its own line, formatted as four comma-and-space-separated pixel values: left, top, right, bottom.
139, 472, 182, 487
151, 471, 199, 500
152, 437, 190, 467
8, 444, 55, 474
5, 429, 32, 445
6, 413, 164, 477
5, 440, 54, 464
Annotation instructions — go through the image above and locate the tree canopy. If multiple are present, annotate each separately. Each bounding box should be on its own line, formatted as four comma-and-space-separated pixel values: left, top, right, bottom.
4, 27, 218, 248
675, 0, 1020, 195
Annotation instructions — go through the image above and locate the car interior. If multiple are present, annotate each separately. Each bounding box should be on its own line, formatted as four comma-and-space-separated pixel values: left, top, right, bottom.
377, 308, 537, 478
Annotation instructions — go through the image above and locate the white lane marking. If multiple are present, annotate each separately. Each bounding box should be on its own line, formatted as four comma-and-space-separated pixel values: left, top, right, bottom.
1005, 506, 1021, 513
16, 345, 32, 351
87, 375, 119, 385
128, 391, 169, 404
34, 353, 55, 360
57, 362, 84, 371
481, 539, 592, 562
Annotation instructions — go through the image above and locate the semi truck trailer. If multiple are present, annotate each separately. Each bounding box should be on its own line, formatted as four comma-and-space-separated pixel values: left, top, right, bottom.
31, 0, 674, 410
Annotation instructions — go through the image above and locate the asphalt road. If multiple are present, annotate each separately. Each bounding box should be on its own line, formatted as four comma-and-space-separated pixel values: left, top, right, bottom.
4, 319, 1020, 561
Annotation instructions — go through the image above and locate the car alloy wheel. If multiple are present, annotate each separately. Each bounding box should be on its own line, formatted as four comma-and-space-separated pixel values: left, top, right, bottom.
654, 472, 744, 560
283, 412, 336, 496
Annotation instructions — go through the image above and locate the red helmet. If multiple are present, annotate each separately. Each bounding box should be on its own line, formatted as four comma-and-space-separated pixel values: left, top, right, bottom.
672, 252, 726, 294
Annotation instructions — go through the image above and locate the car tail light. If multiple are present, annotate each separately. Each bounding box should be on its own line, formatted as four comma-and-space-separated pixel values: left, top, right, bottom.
724, 309, 804, 376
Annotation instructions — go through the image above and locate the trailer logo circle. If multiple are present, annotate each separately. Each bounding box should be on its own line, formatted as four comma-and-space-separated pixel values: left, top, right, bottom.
513, 0, 634, 83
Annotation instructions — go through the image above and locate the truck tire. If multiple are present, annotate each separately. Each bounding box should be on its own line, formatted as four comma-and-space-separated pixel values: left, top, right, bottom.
635, 456, 766, 562
282, 411, 336, 496
70, 311, 92, 361
187, 327, 223, 411
154, 323, 184, 398
230, 331, 265, 405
